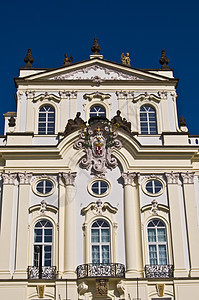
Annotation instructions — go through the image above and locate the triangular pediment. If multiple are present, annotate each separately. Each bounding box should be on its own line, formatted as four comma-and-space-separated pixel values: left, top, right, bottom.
20, 58, 171, 82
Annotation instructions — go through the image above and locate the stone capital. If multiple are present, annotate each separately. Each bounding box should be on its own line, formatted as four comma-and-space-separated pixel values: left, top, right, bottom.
165, 172, 180, 184
62, 172, 77, 186
122, 172, 139, 186
25, 90, 35, 99
18, 172, 32, 185
69, 91, 77, 99
2, 172, 18, 185
181, 172, 195, 184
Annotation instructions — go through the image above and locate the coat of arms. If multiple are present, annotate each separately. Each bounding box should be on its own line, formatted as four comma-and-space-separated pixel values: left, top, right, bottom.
74, 118, 122, 176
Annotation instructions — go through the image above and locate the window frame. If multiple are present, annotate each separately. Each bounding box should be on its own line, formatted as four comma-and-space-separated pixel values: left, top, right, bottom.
33, 219, 53, 267
142, 177, 165, 197
147, 219, 168, 266
140, 105, 158, 135
90, 219, 111, 264
88, 178, 111, 198
38, 105, 55, 135
32, 177, 56, 197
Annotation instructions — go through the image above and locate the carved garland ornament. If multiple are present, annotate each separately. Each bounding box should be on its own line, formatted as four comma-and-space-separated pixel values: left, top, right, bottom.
74, 120, 122, 176
50, 65, 144, 81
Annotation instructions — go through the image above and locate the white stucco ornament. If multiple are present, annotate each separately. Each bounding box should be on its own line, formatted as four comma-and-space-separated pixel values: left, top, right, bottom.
74, 119, 122, 176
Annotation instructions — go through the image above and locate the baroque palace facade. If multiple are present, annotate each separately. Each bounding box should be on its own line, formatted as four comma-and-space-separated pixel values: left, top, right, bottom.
0, 39, 199, 300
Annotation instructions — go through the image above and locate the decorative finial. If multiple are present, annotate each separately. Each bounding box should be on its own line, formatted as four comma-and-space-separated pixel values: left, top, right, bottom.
179, 116, 187, 127
63, 53, 73, 66
121, 53, 131, 66
24, 48, 34, 68
91, 37, 101, 55
179, 115, 188, 132
8, 116, 16, 127
159, 50, 170, 70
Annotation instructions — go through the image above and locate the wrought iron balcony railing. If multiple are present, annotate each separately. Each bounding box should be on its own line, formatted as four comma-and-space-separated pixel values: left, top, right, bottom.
145, 264, 174, 278
27, 266, 57, 279
76, 263, 125, 279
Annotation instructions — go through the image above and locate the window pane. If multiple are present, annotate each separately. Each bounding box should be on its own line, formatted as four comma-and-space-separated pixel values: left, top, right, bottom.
149, 245, 157, 265
91, 229, 99, 242
158, 228, 166, 242
34, 229, 42, 242
148, 229, 156, 242
158, 245, 167, 265
101, 229, 110, 242
102, 246, 110, 264
44, 229, 52, 242
92, 246, 100, 263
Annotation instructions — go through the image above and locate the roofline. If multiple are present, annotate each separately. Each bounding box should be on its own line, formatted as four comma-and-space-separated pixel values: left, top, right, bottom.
15, 57, 177, 82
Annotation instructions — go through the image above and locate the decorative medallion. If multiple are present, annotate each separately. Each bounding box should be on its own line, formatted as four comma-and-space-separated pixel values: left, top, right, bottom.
96, 279, 108, 297
74, 118, 122, 176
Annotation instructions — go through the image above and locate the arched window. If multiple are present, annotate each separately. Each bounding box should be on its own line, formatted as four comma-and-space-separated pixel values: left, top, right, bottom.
89, 105, 106, 118
91, 219, 110, 264
38, 105, 55, 135
34, 220, 53, 267
147, 219, 168, 265
140, 105, 157, 134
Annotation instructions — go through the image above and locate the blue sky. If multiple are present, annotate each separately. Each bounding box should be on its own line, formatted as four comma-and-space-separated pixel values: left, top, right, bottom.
0, 0, 199, 134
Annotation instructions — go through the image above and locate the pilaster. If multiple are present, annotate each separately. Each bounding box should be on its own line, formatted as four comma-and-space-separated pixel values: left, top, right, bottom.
25, 91, 35, 132
69, 91, 77, 119
159, 91, 170, 131
0, 172, 18, 279
181, 172, 199, 276
58, 173, 66, 278
165, 172, 188, 277
14, 172, 32, 279
59, 91, 68, 132
116, 91, 127, 115
122, 172, 143, 277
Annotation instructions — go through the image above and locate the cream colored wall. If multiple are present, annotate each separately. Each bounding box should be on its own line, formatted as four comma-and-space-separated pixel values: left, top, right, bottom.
1, 60, 199, 299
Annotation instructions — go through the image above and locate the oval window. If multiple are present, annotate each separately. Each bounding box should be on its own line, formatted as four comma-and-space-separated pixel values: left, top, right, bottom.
145, 180, 162, 195
91, 180, 108, 195
36, 180, 54, 195
88, 179, 110, 197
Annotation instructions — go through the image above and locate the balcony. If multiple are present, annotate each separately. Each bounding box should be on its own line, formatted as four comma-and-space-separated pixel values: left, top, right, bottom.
27, 266, 57, 279
145, 265, 174, 278
76, 263, 125, 279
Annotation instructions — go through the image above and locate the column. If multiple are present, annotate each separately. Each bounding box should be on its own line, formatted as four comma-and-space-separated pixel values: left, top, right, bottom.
62, 172, 77, 278
165, 172, 188, 277
122, 172, 143, 277
14, 172, 32, 279
0, 173, 18, 279
181, 172, 199, 277
25, 91, 35, 132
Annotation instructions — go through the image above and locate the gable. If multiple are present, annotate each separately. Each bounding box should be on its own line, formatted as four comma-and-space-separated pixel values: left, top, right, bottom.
19, 59, 171, 83
49, 64, 145, 81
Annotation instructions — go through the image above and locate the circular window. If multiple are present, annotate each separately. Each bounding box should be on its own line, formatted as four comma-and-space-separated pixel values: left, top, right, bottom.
33, 178, 55, 196
88, 179, 110, 197
142, 178, 164, 197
